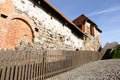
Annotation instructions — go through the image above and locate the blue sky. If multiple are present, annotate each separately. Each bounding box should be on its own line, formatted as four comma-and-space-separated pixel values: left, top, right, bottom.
48, 0, 120, 47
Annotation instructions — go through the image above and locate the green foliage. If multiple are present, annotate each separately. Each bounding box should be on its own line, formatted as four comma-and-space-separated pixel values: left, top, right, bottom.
112, 45, 120, 59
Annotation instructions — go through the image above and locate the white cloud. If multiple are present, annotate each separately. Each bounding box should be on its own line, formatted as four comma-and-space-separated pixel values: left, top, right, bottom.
88, 6, 120, 16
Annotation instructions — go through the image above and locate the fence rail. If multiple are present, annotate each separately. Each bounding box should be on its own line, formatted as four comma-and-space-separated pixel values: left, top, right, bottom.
0, 48, 99, 80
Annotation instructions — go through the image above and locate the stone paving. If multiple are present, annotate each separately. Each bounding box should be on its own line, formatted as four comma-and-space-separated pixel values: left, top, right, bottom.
47, 59, 120, 80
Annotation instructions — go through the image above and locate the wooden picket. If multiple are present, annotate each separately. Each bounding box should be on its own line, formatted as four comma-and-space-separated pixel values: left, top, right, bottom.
0, 48, 99, 80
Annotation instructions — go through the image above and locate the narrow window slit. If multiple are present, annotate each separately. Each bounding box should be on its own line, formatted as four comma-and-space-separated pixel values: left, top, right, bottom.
1, 14, 8, 18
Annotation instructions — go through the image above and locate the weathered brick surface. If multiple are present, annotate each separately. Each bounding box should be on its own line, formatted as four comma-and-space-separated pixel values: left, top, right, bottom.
4, 14, 33, 50
0, 0, 34, 50
0, 0, 14, 16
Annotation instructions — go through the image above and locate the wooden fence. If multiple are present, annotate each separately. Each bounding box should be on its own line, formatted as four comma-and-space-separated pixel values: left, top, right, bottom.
0, 48, 99, 80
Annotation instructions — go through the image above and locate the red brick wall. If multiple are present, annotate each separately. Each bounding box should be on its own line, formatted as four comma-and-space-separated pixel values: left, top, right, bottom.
4, 16, 33, 50
0, 0, 34, 50
0, 0, 14, 16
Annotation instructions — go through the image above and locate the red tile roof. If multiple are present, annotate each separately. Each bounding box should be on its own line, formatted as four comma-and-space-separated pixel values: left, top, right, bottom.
73, 14, 102, 33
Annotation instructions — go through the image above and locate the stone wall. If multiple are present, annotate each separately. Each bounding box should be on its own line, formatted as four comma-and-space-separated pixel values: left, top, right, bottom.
0, 0, 101, 51
84, 21, 101, 51
5, 0, 84, 50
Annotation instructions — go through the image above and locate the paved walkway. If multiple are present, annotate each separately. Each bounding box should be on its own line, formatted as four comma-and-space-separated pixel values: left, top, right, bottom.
47, 59, 120, 80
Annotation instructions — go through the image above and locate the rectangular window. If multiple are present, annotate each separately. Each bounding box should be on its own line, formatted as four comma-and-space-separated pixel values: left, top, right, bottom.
90, 24, 94, 36
82, 24, 85, 32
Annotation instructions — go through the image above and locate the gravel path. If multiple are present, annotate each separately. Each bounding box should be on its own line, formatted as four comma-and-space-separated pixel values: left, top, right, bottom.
47, 59, 120, 80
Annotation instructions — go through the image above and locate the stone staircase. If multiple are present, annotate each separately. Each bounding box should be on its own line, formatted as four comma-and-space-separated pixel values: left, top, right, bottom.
99, 42, 118, 60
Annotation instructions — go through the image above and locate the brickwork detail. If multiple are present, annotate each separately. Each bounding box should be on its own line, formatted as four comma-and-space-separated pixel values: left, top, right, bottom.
0, 0, 14, 15
0, 0, 34, 50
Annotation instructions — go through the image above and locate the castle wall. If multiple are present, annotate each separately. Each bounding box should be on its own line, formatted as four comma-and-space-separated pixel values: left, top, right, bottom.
10, 0, 84, 50
0, 0, 101, 51
84, 21, 101, 51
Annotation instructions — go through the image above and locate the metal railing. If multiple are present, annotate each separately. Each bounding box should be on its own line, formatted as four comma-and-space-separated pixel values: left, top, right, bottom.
0, 48, 99, 80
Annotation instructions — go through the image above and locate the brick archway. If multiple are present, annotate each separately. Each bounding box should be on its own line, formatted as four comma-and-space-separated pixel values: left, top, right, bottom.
3, 13, 34, 50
